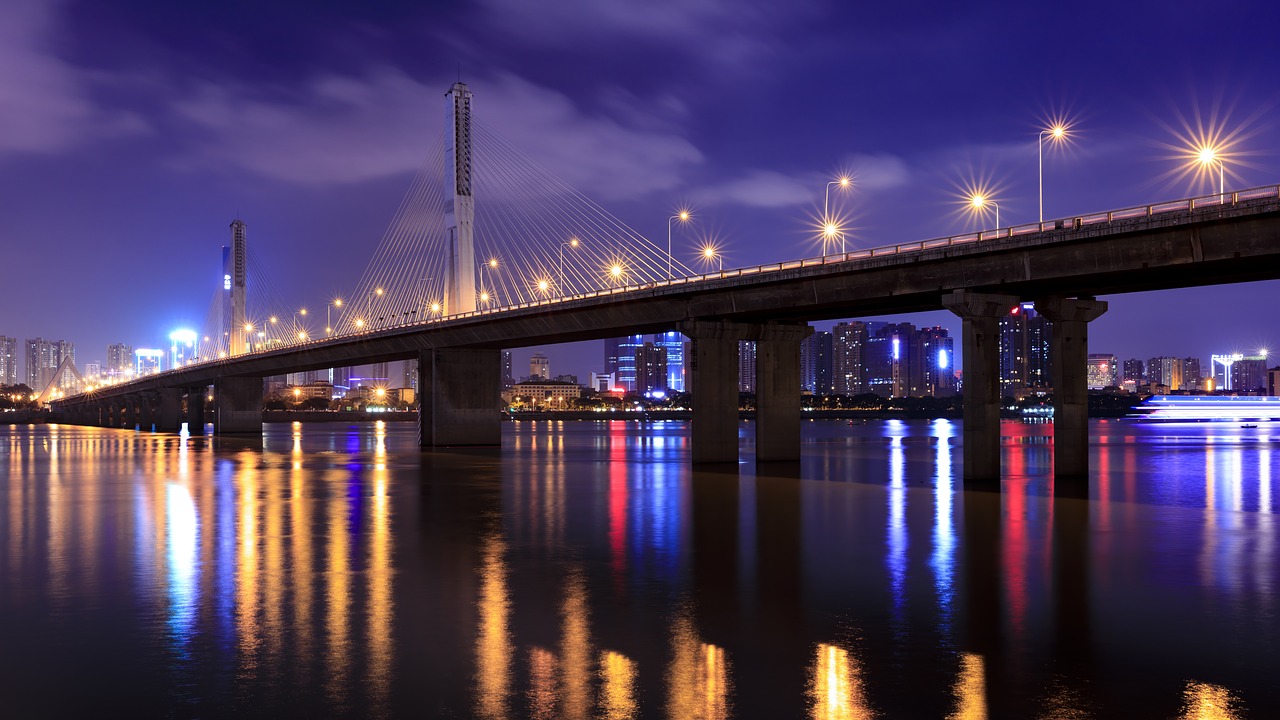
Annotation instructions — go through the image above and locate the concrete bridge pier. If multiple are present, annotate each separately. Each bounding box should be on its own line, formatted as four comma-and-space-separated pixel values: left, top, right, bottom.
121, 397, 137, 430
1039, 296, 1108, 485
137, 393, 155, 432
417, 348, 502, 447
944, 290, 1020, 488
187, 388, 206, 435
215, 377, 263, 436
680, 320, 812, 464
157, 388, 183, 433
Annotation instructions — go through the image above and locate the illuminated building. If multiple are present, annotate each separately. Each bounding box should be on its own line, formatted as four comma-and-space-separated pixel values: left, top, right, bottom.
588, 372, 616, 392
738, 340, 756, 393
864, 322, 913, 397
529, 352, 550, 380
1123, 358, 1145, 385
501, 350, 513, 389
505, 380, 582, 408
402, 359, 417, 391
1269, 367, 1279, 396
634, 342, 667, 395
25, 338, 74, 391
1148, 356, 1184, 391
800, 330, 833, 394
999, 303, 1052, 392
1233, 355, 1269, 393
914, 326, 955, 396
0, 335, 16, 386
1181, 357, 1204, 391
604, 335, 644, 391
106, 343, 133, 378
134, 349, 163, 377
1086, 353, 1118, 389
832, 321, 869, 395
652, 331, 686, 391
83, 362, 101, 380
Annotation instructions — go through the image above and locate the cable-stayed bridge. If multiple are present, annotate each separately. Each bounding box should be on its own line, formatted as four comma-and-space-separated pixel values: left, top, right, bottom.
51, 82, 1280, 488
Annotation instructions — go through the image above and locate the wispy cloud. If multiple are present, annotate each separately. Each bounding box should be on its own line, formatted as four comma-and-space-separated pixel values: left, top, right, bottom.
169, 68, 702, 199
692, 154, 910, 209
0, 0, 148, 159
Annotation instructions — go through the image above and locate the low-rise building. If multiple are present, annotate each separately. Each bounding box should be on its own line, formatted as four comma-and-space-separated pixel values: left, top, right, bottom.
504, 379, 582, 408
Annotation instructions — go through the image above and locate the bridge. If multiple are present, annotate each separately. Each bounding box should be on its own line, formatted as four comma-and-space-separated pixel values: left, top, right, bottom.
50, 82, 1280, 488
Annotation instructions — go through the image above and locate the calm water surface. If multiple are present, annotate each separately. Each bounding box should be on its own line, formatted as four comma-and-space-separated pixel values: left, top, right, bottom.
1, 418, 1276, 718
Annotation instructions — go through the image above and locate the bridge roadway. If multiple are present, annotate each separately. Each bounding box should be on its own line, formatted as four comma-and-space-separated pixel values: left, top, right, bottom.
53, 187, 1280, 488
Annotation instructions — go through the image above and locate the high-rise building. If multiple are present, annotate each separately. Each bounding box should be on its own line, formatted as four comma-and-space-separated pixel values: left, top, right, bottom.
330, 367, 352, 392
84, 362, 101, 380
501, 350, 513, 389
914, 326, 955, 397
605, 335, 644, 391
25, 338, 74, 392
1000, 303, 1052, 392
1148, 357, 1184, 390
864, 323, 913, 397
529, 352, 550, 380
1181, 357, 1203, 391
1122, 358, 1144, 385
1269, 367, 1279, 397
0, 336, 17, 386
402, 359, 418, 390
800, 330, 833, 394
652, 331, 686, 391
832, 321, 868, 395
106, 343, 133, 378
1086, 354, 1118, 389
1233, 356, 1269, 393
634, 342, 668, 395
135, 349, 164, 377
738, 341, 757, 393
371, 362, 389, 384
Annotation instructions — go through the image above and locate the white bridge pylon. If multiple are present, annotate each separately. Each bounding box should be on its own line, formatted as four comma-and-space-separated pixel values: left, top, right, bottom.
331, 82, 695, 335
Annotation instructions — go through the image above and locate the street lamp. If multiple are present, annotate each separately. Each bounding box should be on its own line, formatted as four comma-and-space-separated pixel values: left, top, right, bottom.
1196, 144, 1224, 202
1038, 123, 1069, 223
481, 257, 499, 308
559, 237, 580, 296
821, 221, 846, 255
700, 244, 723, 272
327, 298, 342, 335
668, 209, 691, 280
970, 193, 1000, 231
823, 175, 852, 227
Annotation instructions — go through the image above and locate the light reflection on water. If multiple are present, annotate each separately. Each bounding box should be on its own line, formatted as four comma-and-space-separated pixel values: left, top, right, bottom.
0, 419, 1276, 716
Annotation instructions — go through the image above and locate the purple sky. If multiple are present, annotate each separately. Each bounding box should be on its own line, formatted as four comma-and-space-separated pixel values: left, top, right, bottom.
3, 0, 1279, 384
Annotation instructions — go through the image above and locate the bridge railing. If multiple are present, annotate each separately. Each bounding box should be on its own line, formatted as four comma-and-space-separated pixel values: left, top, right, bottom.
121, 183, 1280, 384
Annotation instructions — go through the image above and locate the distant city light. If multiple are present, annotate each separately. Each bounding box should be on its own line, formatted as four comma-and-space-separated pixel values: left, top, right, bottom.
223, 274, 231, 290
938, 349, 949, 369
169, 329, 197, 345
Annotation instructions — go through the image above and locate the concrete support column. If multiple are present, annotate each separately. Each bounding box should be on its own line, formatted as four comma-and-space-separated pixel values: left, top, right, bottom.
943, 290, 1020, 487
680, 320, 811, 464
121, 397, 137, 430
418, 348, 502, 447
156, 388, 182, 433
214, 377, 263, 436
756, 328, 813, 462
1038, 296, 1108, 483
187, 388, 206, 435
106, 400, 122, 428
137, 393, 155, 432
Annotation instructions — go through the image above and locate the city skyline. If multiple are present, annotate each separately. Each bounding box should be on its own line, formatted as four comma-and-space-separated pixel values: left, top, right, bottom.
2, 1, 1279, 387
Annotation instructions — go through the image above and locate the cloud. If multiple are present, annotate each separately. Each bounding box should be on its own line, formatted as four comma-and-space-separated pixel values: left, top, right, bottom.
0, 0, 148, 158
693, 170, 813, 208
692, 155, 910, 209
169, 68, 703, 199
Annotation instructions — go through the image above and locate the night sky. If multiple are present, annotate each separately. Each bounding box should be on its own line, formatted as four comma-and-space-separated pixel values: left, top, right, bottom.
4, 0, 1279, 383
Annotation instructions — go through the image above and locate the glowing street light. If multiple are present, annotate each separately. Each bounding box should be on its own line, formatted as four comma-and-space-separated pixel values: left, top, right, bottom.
1196, 144, 1225, 201
606, 260, 628, 285
700, 244, 723, 272
536, 278, 552, 296
821, 220, 846, 255
1038, 122, 1070, 223
668, 208, 692, 280
970, 193, 1000, 230
430, 301, 442, 314
559, 237, 580, 296
327, 298, 342, 335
